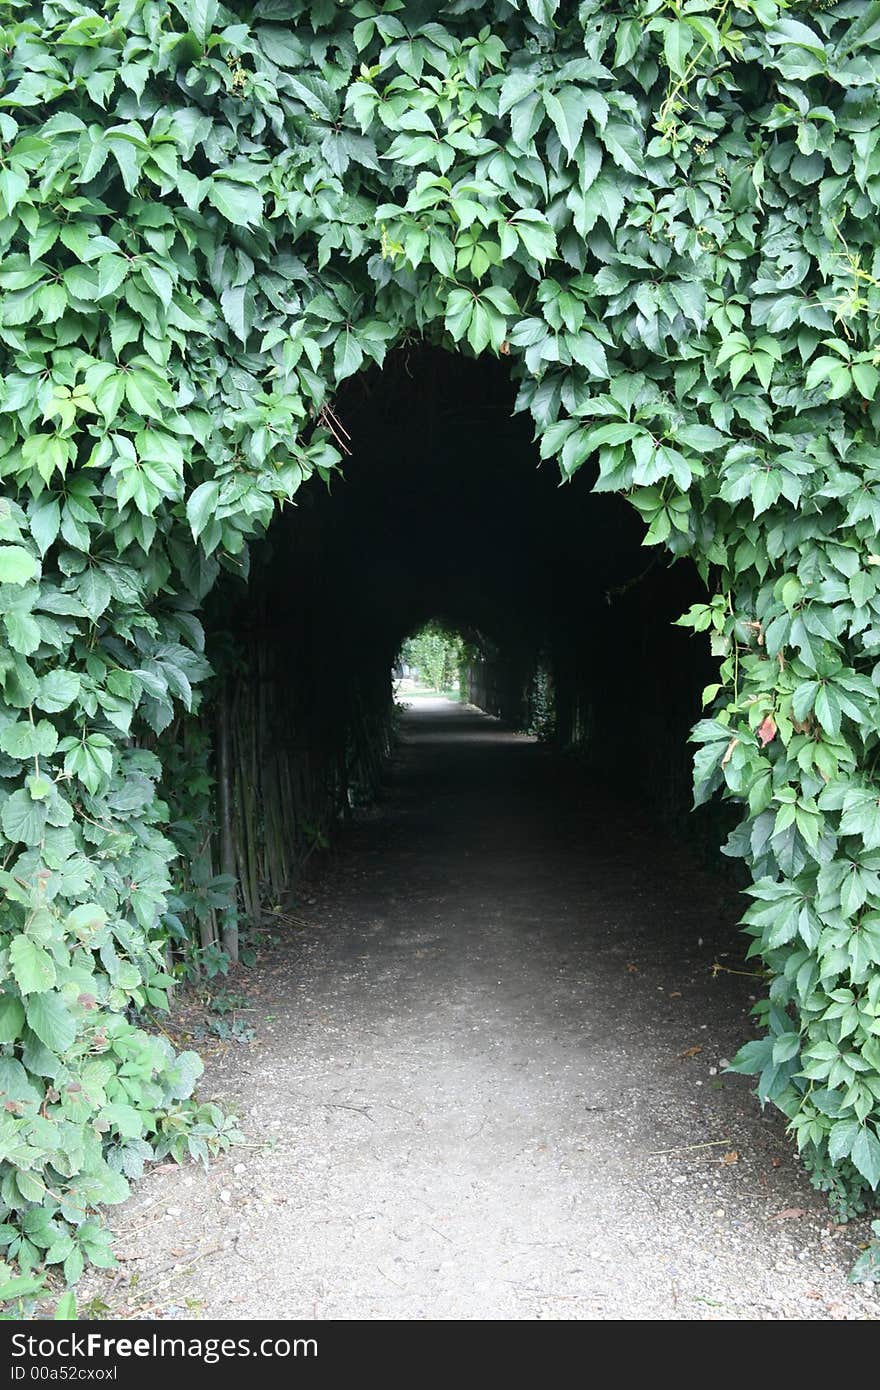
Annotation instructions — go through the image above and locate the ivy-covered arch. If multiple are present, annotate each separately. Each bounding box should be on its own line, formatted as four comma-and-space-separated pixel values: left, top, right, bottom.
2, 0, 880, 1282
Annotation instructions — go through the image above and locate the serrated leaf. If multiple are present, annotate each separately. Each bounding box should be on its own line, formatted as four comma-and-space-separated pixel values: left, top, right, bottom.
334, 329, 364, 381
567, 332, 608, 376
173, 0, 218, 44
207, 179, 263, 228
286, 72, 335, 121
28, 497, 60, 556
26, 991, 76, 1053
663, 20, 695, 78
63, 1247, 84, 1286
0, 545, 38, 585
772, 1031, 801, 1063
543, 87, 586, 161
0, 994, 25, 1043
64, 735, 113, 795
4, 608, 40, 655
77, 568, 112, 621
815, 684, 841, 737
186, 480, 220, 540
852, 361, 879, 400
220, 285, 249, 343
601, 117, 642, 176
511, 211, 556, 263
0, 719, 57, 760
851, 1126, 880, 1188
36, 670, 81, 714
829, 1118, 860, 1164
9, 935, 55, 994
1, 789, 47, 846
26, 773, 52, 800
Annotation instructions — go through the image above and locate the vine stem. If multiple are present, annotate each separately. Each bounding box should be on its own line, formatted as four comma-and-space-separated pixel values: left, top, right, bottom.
726, 590, 740, 702
655, 0, 735, 136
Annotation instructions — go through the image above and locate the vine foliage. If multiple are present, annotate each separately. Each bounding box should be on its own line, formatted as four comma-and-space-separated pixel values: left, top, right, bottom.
1, 0, 880, 1280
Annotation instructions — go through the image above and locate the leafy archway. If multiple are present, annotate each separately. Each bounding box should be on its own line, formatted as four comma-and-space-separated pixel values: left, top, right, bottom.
2, 0, 880, 1282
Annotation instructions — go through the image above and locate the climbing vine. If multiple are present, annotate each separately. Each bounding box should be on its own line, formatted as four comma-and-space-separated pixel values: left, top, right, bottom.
1, 0, 880, 1284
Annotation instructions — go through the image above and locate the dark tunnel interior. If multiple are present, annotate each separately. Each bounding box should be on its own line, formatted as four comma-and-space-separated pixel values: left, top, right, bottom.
202, 347, 731, 911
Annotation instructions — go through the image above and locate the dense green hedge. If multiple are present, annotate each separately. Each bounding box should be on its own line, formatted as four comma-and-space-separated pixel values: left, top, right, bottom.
1, 0, 880, 1282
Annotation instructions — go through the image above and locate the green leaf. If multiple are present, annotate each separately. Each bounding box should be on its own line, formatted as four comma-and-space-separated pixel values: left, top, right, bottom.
65, 903, 108, 935
511, 211, 556, 263
663, 20, 695, 78
582, 91, 609, 133
101, 1103, 144, 1138
44, 1234, 74, 1266
173, 0, 218, 44
0, 165, 27, 219
466, 301, 493, 354
4, 608, 40, 655
587, 422, 640, 447
840, 866, 867, 919
78, 568, 112, 621
334, 329, 364, 381
220, 285, 249, 343
525, 0, 558, 25
0, 1057, 41, 1103
571, 174, 623, 235
63, 1247, 84, 1287
0, 1274, 46, 1301
481, 285, 518, 316
544, 88, 586, 161
849, 1241, 880, 1285
26, 774, 51, 800
815, 684, 841, 737
26, 991, 76, 1054
766, 16, 828, 55
772, 1032, 801, 1063
727, 1037, 773, 1074
0, 545, 38, 585
96, 255, 128, 300
601, 118, 642, 176
0, 719, 57, 760
0, 994, 25, 1044
207, 179, 263, 228
186, 481, 220, 540
9, 935, 56, 995
36, 670, 81, 714
852, 362, 879, 400
567, 332, 608, 376
106, 136, 141, 193
851, 1126, 880, 1188
1, 789, 47, 846
28, 497, 60, 556
792, 681, 818, 723
829, 1118, 860, 1163
163, 1049, 204, 1099
286, 72, 335, 121
429, 232, 455, 277
63, 735, 113, 795
851, 570, 876, 608
54, 1291, 77, 1320
615, 18, 642, 65
750, 469, 782, 516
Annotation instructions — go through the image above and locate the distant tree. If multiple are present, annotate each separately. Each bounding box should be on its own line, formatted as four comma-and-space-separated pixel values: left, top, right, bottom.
400, 622, 463, 691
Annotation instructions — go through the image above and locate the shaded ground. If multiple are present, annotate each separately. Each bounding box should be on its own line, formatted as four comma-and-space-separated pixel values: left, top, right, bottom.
83, 701, 878, 1320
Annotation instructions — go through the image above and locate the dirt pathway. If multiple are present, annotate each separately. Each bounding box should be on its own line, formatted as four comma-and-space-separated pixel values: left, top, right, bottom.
83, 701, 878, 1320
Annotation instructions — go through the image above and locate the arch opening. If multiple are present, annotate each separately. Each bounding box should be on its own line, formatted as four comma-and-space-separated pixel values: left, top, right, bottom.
197, 346, 732, 960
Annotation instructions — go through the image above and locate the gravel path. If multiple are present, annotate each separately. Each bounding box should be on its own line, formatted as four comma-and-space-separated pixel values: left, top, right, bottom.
82, 700, 878, 1320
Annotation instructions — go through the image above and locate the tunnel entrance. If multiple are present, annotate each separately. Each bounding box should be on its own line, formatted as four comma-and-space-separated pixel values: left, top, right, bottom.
10, 0, 880, 1313
200, 347, 729, 959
